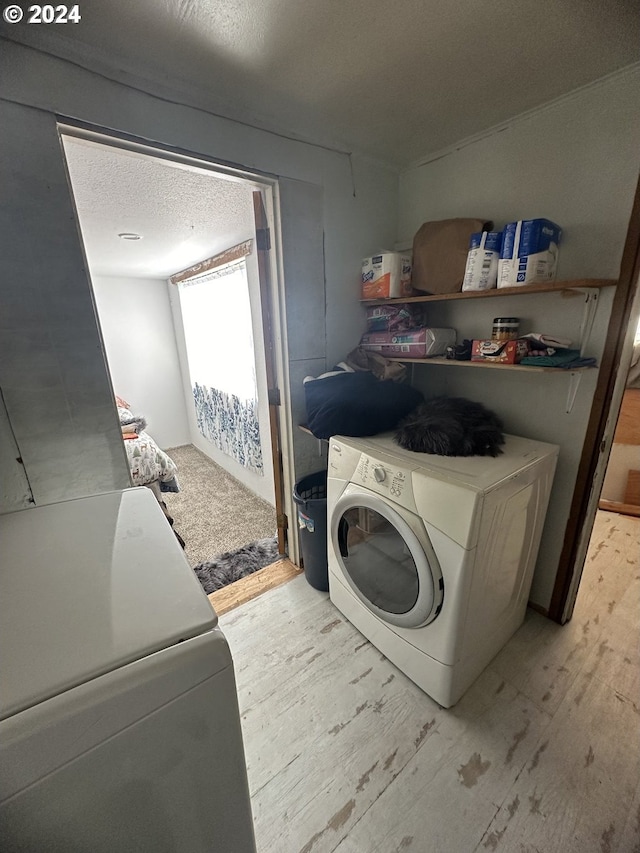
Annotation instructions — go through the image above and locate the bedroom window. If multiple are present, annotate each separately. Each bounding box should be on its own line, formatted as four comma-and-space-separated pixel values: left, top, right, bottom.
178, 259, 263, 474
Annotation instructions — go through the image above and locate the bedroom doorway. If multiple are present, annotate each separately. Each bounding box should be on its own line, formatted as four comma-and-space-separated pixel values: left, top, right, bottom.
60, 129, 290, 572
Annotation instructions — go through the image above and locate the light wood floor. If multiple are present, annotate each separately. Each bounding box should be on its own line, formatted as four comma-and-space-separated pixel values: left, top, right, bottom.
219, 510, 640, 853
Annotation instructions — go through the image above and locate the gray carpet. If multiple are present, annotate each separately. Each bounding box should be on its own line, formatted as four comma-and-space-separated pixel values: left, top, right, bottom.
164, 444, 277, 567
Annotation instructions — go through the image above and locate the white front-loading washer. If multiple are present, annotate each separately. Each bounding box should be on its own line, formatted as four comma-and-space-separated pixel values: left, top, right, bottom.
327, 432, 558, 707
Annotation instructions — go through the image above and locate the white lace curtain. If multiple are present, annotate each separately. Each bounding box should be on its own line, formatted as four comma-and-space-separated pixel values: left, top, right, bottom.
178, 259, 263, 473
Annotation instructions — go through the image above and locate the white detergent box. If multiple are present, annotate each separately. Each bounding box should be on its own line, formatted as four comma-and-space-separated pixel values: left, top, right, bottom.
361, 252, 413, 300
462, 230, 502, 292
498, 219, 562, 288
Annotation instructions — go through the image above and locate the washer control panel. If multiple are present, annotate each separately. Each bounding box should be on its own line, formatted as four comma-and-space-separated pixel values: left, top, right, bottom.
355, 454, 409, 502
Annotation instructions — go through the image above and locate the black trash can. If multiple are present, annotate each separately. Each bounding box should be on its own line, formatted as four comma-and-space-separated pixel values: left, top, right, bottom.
293, 470, 329, 591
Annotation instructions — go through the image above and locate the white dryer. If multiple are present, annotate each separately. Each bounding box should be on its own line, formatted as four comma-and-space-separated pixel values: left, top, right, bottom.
327, 432, 558, 708
0, 489, 256, 853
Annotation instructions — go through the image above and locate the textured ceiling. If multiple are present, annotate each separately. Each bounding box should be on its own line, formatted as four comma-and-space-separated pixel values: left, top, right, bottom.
4, 0, 639, 165
62, 137, 256, 278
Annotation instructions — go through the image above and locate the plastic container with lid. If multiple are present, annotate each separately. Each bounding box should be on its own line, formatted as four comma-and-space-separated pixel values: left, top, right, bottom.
492, 317, 520, 341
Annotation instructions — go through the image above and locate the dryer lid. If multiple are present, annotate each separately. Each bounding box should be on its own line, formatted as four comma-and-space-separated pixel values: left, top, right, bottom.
332, 433, 558, 493
0, 489, 217, 720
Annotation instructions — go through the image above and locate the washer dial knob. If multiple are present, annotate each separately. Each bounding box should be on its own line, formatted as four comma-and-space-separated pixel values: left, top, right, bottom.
373, 466, 386, 483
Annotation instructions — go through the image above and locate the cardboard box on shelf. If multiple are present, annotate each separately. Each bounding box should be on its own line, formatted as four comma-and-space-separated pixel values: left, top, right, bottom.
360, 327, 456, 359
361, 252, 412, 300
471, 339, 530, 364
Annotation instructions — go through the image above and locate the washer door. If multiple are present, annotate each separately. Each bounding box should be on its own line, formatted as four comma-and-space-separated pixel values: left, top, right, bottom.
331, 489, 443, 629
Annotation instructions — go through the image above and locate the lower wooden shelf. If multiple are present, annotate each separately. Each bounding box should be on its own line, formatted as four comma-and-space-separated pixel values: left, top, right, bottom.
297, 359, 595, 425
394, 357, 594, 373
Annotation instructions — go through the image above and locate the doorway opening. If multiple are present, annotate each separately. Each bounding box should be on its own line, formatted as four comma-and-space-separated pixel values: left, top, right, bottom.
563, 311, 640, 670
553, 311, 640, 727
598, 316, 640, 517
549, 175, 640, 624
60, 128, 293, 596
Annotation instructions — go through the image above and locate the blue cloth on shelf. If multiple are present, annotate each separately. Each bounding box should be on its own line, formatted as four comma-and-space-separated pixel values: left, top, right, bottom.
520, 349, 597, 369
557, 357, 598, 369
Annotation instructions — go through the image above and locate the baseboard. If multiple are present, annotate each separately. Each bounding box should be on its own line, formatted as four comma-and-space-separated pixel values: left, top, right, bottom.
598, 498, 640, 518
527, 600, 550, 618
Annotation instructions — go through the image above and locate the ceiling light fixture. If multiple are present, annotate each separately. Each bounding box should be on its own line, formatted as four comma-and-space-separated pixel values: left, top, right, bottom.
118, 232, 142, 241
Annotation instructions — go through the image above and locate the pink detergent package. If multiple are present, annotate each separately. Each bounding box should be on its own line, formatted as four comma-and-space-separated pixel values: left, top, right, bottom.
360, 328, 456, 358
365, 303, 427, 333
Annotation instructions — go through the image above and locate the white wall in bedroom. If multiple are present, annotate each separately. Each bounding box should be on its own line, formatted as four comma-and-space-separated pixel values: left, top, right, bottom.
396, 66, 640, 609
91, 275, 190, 449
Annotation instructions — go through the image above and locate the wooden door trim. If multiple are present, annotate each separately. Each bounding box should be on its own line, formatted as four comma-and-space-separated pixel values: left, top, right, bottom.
168, 240, 253, 285
253, 190, 287, 554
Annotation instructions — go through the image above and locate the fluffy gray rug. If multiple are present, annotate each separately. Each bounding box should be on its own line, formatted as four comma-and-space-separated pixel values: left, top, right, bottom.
193, 537, 280, 594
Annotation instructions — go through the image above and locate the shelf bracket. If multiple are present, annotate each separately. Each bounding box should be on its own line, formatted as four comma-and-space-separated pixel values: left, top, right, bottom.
578, 290, 599, 356
565, 372, 582, 414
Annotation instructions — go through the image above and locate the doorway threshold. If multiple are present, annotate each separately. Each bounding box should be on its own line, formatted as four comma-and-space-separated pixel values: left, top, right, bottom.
207, 558, 303, 616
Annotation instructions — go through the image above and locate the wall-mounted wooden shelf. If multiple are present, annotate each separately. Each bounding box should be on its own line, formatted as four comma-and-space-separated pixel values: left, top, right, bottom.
360, 278, 616, 305
395, 357, 593, 412
392, 357, 595, 374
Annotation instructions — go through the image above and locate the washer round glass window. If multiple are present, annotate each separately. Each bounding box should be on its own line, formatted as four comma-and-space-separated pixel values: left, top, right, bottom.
331, 493, 442, 629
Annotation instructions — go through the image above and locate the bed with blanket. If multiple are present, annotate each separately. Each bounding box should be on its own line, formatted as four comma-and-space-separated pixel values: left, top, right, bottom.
116, 397, 180, 495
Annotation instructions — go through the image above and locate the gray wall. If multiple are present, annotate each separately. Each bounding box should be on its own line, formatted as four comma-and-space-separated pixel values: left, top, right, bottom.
0, 38, 398, 512
396, 66, 640, 608
0, 392, 33, 511
0, 103, 131, 507
4, 37, 635, 609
